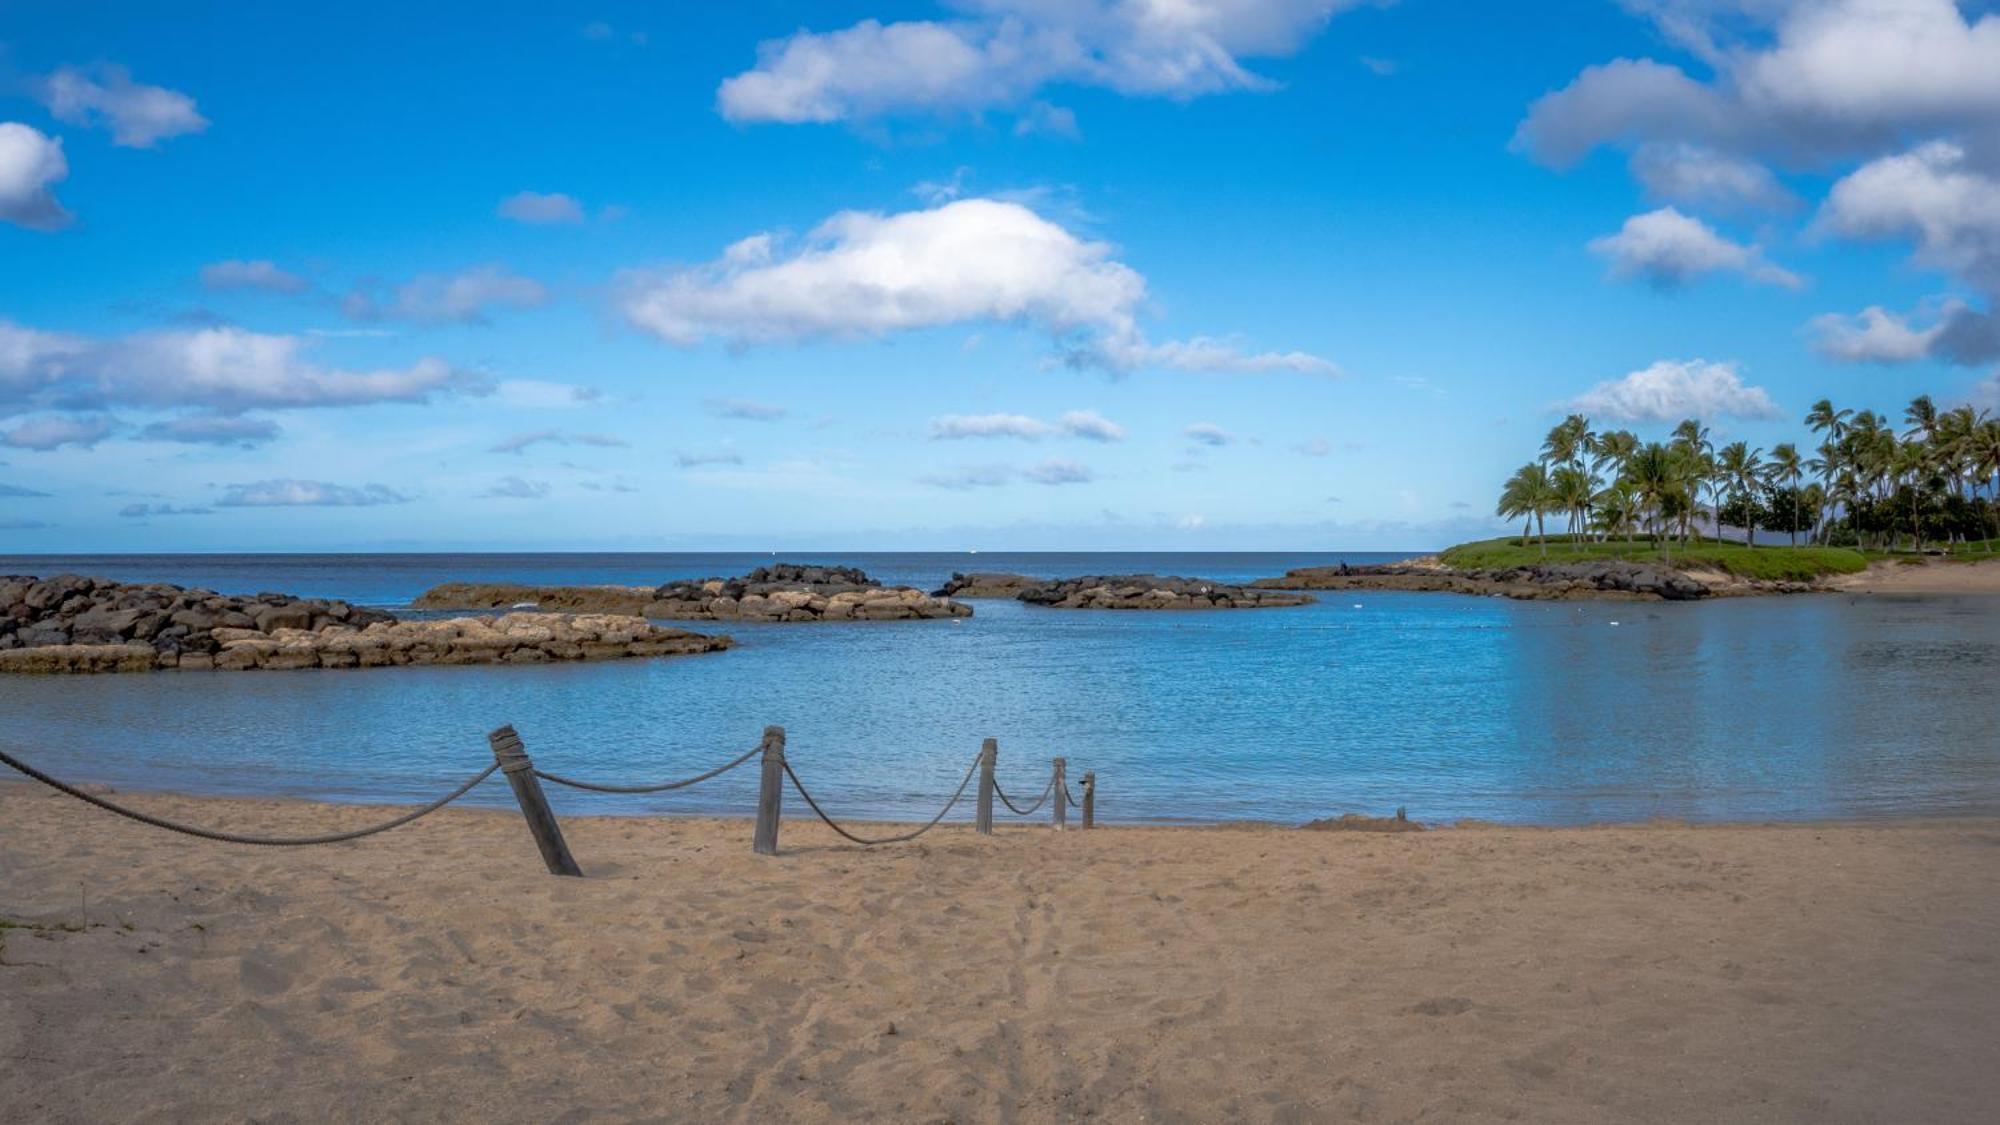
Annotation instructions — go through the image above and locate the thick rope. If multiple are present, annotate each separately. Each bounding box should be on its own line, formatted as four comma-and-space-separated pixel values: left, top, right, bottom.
783, 753, 979, 846
532, 744, 761, 794
993, 772, 1055, 817
0, 748, 498, 846
1063, 780, 1081, 808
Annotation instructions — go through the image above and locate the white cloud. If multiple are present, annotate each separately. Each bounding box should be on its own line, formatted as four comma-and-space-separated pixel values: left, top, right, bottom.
702, 396, 788, 421
1567, 359, 1782, 422
1023, 458, 1093, 485
1294, 436, 1332, 456
200, 259, 310, 293
1, 414, 114, 451
41, 64, 207, 148
919, 463, 1018, 490
0, 320, 476, 415
716, 2, 1360, 128
1630, 142, 1796, 213
493, 379, 601, 409
1516, 1, 2000, 167
1817, 141, 2000, 293
930, 413, 1053, 440
1183, 421, 1233, 445
119, 502, 212, 518
1808, 304, 1950, 363
1587, 207, 1804, 289
1059, 409, 1125, 441
345, 265, 548, 324
479, 476, 552, 500
489, 430, 627, 454
617, 197, 1329, 374
0, 123, 71, 231
675, 449, 745, 468
218, 480, 409, 507
497, 191, 586, 225
137, 414, 281, 447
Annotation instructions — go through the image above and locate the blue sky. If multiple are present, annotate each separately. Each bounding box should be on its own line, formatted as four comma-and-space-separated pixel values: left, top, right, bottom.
3, 1, 1997, 550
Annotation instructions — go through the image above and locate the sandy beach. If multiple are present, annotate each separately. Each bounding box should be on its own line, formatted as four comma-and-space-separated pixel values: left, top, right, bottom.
1830, 556, 2000, 595
4, 786, 1997, 1122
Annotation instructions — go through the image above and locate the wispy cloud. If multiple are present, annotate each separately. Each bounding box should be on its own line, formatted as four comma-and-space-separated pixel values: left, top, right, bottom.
218, 479, 411, 507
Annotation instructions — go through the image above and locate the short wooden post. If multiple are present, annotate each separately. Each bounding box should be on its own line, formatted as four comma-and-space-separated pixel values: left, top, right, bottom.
1052, 757, 1068, 831
1081, 771, 1095, 830
976, 737, 997, 835
488, 725, 582, 877
753, 725, 785, 856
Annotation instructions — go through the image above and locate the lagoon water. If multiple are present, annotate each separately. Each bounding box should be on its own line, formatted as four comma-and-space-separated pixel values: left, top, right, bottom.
3, 552, 1998, 826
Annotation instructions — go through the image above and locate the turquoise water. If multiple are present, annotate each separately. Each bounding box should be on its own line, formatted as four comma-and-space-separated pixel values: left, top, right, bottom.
3, 552, 1997, 825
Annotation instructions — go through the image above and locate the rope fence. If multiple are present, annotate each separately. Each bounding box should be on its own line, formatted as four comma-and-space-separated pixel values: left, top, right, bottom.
0, 725, 1096, 877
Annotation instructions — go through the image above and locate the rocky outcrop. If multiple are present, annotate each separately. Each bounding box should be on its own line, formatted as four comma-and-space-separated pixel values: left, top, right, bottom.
647, 563, 971, 621
1016, 575, 1315, 610
409, 583, 656, 615
0, 575, 732, 673
1255, 560, 1713, 601
931, 572, 1046, 599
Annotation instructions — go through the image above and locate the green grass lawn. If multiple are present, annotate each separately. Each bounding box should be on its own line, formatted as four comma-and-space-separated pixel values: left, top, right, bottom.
1438, 536, 1869, 581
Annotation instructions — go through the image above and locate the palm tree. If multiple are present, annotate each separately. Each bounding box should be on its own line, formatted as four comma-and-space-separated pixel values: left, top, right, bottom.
1552, 465, 1596, 550
1806, 398, 1852, 447
1497, 462, 1556, 555
1768, 442, 1803, 546
1670, 418, 1716, 543
1592, 482, 1638, 543
1715, 441, 1767, 546
1625, 442, 1678, 560
1974, 420, 2000, 549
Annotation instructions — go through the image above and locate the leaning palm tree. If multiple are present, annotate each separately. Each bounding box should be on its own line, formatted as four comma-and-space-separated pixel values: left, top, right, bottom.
1497, 462, 1556, 555
1768, 442, 1803, 546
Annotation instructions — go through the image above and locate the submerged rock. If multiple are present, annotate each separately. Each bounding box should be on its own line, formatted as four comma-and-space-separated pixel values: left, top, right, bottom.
1016, 575, 1314, 610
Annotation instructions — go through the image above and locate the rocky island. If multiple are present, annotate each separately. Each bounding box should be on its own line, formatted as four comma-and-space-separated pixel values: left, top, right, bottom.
931, 572, 1045, 599
0, 575, 731, 673
1016, 575, 1315, 610
1255, 559, 1718, 601
416, 563, 972, 622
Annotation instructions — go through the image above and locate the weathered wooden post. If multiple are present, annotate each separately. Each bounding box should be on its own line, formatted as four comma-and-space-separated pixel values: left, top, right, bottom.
1052, 757, 1068, 831
976, 737, 997, 835
753, 725, 785, 856
1081, 771, 1095, 830
488, 725, 582, 877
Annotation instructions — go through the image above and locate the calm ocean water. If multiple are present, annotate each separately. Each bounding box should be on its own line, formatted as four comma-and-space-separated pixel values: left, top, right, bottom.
3, 552, 1997, 826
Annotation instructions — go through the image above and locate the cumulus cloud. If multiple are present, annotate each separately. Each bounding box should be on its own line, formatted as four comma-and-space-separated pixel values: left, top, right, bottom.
930, 413, 1053, 440
218, 480, 409, 507
616, 198, 1329, 374
919, 463, 1018, 490
1183, 422, 1233, 445
1059, 409, 1125, 441
1567, 359, 1781, 422
479, 476, 551, 500
1808, 304, 1950, 363
40, 64, 207, 148
1515, 1, 2000, 168
497, 191, 585, 224
119, 502, 211, 518
1631, 142, 1797, 213
674, 449, 745, 468
716, 1, 1360, 129
200, 259, 310, 293
488, 430, 627, 454
344, 265, 547, 324
0, 123, 72, 230
702, 396, 788, 421
1587, 207, 1804, 289
137, 414, 281, 447
1816, 141, 2000, 293
1022, 458, 1093, 485
1, 414, 114, 451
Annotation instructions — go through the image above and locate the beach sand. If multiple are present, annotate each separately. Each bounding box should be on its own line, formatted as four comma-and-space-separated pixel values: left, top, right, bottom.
1831, 556, 2000, 595
3, 787, 1997, 1123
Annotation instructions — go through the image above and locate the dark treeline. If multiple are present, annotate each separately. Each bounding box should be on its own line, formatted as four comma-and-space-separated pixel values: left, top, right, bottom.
1498, 396, 2000, 553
